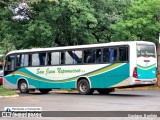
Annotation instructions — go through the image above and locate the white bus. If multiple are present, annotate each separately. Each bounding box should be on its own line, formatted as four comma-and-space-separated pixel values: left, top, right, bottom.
3, 41, 157, 95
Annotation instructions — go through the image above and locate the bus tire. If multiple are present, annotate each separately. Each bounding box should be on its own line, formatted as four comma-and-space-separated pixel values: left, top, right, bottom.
39, 89, 51, 94
77, 79, 94, 95
97, 88, 114, 95
18, 80, 29, 93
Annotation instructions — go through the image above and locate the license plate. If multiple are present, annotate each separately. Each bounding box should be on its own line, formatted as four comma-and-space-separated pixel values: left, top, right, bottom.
144, 81, 151, 84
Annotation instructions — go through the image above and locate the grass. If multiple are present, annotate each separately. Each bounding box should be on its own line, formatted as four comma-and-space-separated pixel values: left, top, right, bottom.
0, 85, 17, 96
147, 86, 160, 90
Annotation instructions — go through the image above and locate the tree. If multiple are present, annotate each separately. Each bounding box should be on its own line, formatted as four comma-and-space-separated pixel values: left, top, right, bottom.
31, 0, 98, 46
0, 0, 17, 59
2, 0, 98, 49
1, 0, 159, 51
111, 0, 160, 43
89, 0, 133, 43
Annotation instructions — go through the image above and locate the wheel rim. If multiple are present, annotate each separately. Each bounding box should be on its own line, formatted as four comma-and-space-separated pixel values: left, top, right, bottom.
20, 83, 27, 91
80, 82, 87, 92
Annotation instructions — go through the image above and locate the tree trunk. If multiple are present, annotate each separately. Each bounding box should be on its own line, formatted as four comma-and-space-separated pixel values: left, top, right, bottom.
156, 42, 160, 86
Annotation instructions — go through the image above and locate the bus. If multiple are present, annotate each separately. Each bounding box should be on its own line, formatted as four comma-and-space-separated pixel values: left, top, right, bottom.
3, 41, 157, 95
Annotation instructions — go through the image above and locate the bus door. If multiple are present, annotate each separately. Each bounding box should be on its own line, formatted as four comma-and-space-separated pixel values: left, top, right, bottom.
136, 44, 156, 79
4, 54, 16, 84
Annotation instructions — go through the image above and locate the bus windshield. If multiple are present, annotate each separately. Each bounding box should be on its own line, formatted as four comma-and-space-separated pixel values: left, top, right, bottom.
137, 44, 155, 58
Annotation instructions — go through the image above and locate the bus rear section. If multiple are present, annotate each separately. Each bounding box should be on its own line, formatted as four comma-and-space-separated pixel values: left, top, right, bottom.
132, 43, 157, 86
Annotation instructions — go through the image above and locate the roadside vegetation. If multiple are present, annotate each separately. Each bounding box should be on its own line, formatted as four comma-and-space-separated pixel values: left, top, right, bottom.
0, 0, 160, 53
0, 86, 17, 96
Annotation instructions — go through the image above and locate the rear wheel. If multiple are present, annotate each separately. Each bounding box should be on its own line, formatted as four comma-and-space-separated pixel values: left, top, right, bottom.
39, 89, 51, 94
77, 79, 94, 95
18, 80, 29, 93
97, 88, 114, 95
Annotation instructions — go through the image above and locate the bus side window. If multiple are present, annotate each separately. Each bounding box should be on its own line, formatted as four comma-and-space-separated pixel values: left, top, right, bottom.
109, 48, 117, 63
103, 48, 109, 62
21, 54, 31, 66
84, 49, 95, 63
119, 47, 128, 62
66, 50, 82, 64
16, 54, 21, 67
32, 53, 40, 66
48, 52, 60, 65
66, 51, 74, 64
38, 53, 47, 65
74, 50, 82, 64
103, 48, 117, 63
95, 49, 102, 63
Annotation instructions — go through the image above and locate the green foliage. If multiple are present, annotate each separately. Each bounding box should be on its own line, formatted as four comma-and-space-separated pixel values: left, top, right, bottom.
111, 0, 160, 42
32, 0, 98, 46
0, 86, 17, 96
89, 0, 133, 42
0, 0, 160, 53
0, 2, 16, 60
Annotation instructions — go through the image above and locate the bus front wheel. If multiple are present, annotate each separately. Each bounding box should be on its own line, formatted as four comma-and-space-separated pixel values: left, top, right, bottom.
77, 79, 94, 95
18, 80, 29, 93
39, 89, 51, 94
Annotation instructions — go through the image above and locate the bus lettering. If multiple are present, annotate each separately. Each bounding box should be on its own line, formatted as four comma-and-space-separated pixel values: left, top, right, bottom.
46, 68, 55, 75
57, 67, 81, 74
36, 68, 44, 74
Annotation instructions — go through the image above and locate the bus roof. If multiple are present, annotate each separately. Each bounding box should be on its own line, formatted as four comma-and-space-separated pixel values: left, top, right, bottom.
7, 41, 155, 55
